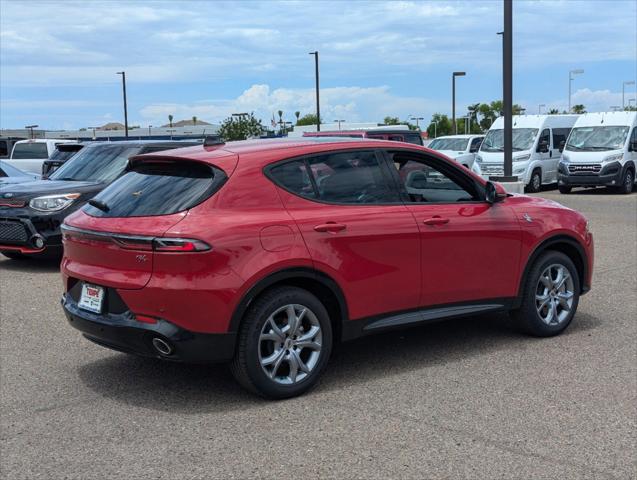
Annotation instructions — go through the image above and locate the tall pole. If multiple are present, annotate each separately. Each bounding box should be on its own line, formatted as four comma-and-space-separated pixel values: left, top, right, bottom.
503, 0, 513, 179
569, 69, 584, 113
117, 71, 129, 138
452, 72, 465, 135
309, 52, 320, 131
623, 81, 636, 109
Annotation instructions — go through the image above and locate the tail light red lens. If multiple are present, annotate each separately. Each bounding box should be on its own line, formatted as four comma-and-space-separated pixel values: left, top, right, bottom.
152, 238, 211, 252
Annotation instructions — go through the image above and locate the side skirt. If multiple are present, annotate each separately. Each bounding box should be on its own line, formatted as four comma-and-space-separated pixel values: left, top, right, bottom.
341, 298, 515, 341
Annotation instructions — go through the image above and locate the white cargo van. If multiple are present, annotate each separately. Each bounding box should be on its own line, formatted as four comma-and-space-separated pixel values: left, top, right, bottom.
6, 139, 74, 174
476, 115, 579, 192
558, 111, 636, 194
428, 134, 484, 171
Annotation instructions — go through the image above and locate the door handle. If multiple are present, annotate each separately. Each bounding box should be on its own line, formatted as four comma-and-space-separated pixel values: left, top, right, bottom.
314, 222, 347, 233
423, 216, 449, 226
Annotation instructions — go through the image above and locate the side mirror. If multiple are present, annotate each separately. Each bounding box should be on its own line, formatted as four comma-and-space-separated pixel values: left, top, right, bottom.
537, 140, 549, 153
485, 181, 505, 204
630, 140, 637, 152
559, 140, 566, 153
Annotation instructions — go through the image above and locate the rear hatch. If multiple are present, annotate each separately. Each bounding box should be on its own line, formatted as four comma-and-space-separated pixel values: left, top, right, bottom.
62, 151, 235, 290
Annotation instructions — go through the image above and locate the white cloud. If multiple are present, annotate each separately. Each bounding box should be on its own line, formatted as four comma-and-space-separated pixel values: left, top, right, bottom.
139, 83, 448, 126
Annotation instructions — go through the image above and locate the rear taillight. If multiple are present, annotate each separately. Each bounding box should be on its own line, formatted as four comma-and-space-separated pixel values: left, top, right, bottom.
152, 238, 211, 252
62, 225, 210, 253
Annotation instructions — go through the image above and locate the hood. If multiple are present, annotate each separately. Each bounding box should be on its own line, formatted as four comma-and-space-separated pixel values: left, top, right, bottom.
0, 180, 102, 200
561, 149, 622, 163
0, 176, 39, 186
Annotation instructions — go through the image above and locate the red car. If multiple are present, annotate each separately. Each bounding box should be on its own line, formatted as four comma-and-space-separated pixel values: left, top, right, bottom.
60, 138, 593, 398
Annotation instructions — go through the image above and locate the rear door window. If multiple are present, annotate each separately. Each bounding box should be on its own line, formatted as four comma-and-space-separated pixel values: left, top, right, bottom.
83, 161, 226, 217
11, 142, 49, 159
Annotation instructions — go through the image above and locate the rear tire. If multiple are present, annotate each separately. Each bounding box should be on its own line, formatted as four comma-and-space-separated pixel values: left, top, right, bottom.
526, 169, 542, 193
511, 251, 580, 337
558, 185, 572, 194
230, 286, 333, 399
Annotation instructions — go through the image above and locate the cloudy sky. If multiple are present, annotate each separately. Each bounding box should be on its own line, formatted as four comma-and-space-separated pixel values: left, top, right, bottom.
1, 0, 635, 129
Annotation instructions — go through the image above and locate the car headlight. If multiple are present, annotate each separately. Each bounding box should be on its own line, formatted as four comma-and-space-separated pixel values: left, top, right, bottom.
513, 154, 531, 162
475, 154, 483, 164
29, 193, 80, 212
603, 153, 623, 163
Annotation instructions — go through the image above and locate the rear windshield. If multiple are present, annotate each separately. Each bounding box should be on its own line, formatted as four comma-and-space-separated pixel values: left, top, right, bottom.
11, 142, 49, 159
83, 161, 226, 217
429, 138, 469, 151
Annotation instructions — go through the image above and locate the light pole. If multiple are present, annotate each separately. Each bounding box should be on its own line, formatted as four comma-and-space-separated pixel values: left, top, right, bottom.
88, 126, 97, 139
24, 125, 38, 139
148, 125, 152, 137
309, 51, 321, 132
538, 104, 546, 114
501, 0, 514, 181
167, 129, 176, 140
568, 69, 584, 113
452, 71, 466, 135
430, 120, 439, 138
622, 81, 635, 109
333, 119, 345, 130
116, 71, 129, 138
410, 116, 424, 128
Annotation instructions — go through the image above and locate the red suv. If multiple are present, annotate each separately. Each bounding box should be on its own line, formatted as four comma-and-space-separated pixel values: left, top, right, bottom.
61, 138, 594, 398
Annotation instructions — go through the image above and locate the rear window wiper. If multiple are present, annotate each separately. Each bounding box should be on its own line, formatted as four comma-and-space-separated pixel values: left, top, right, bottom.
88, 199, 110, 212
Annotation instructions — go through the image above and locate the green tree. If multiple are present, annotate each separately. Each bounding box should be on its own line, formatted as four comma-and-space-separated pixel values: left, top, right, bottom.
426, 113, 452, 138
218, 112, 263, 141
383, 116, 401, 125
296, 113, 319, 126
548, 108, 560, 114
192, 116, 197, 126
168, 114, 173, 128
572, 104, 586, 114
294, 111, 301, 123
625, 105, 637, 112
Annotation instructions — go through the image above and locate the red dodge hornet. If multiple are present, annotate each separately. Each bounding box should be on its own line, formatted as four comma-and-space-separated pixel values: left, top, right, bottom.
60, 137, 594, 398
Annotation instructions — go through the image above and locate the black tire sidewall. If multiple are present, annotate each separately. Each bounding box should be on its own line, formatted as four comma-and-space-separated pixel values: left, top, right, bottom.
527, 169, 542, 193
622, 169, 633, 194
518, 251, 580, 336
241, 287, 333, 399
558, 186, 572, 194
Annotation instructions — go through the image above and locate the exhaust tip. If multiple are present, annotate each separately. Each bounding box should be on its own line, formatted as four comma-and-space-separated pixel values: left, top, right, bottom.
152, 337, 173, 356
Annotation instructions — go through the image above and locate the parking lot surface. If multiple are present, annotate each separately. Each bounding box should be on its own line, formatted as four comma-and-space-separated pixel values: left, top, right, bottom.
1, 189, 635, 479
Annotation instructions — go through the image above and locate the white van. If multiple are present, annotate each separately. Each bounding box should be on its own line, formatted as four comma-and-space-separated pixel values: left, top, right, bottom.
476, 114, 579, 192
558, 111, 636, 194
428, 134, 484, 171
6, 139, 74, 174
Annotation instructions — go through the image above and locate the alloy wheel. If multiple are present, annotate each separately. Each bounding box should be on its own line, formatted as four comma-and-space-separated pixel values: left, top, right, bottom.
535, 264, 575, 325
258, 304, 323, 384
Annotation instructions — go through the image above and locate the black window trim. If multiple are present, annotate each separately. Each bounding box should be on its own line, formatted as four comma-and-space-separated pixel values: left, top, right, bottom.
378, 148, 489, 205
263, 148, 404, 206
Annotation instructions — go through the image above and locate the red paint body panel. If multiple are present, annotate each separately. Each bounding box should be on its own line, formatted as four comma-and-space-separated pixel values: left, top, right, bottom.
60, 139, 594, 337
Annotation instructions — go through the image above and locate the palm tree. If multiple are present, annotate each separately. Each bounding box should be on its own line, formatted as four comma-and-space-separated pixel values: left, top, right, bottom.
192, 116, 197, 126
295, 111, 300, 124
548, 108, 560, 114
168, 114, 173, 128
572, 104, 586, 114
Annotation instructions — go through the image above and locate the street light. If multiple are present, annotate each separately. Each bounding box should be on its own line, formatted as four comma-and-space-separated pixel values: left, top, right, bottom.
333, 119, 345, 130
24, 125, 38, 139
309, 51, 321, 132
538, 104, 546, 114
116, 71, 129, 138
622, 81, 635, 108
430, 120, 439, 138
88, 126, 98, 139
148, 125, 152, 137
452, 71, 466, 135
410, 116, 424, 127
568, 69, 584, 113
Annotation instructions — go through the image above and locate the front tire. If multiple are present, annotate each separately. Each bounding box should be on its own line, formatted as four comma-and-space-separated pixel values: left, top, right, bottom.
512, 251, 580, 337
558, 185, 572, 194
230, 286, 333, 399
617, 169, 634, 194
526, 169, 542, 193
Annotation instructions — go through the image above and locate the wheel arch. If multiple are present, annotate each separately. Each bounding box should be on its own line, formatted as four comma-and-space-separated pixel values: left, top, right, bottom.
516, 234, 589, 306
229, 267, 349, 342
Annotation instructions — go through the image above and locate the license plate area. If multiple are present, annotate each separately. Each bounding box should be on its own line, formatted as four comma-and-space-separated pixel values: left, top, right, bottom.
78, 283, 105, 313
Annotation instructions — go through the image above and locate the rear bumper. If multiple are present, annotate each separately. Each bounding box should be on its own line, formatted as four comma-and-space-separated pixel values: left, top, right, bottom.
61, 293, 236, 363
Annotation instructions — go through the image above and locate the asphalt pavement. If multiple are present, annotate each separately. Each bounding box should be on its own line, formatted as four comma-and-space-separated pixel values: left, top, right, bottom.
1, 188, 635, 479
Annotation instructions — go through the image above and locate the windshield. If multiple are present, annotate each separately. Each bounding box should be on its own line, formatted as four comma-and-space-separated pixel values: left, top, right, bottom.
11, 142, 49, 159
429, 138, 469, 151
49, 144, 140, 183
565, 126, 629, 152
481, 128, 538, 152
48, 145, 83, 162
